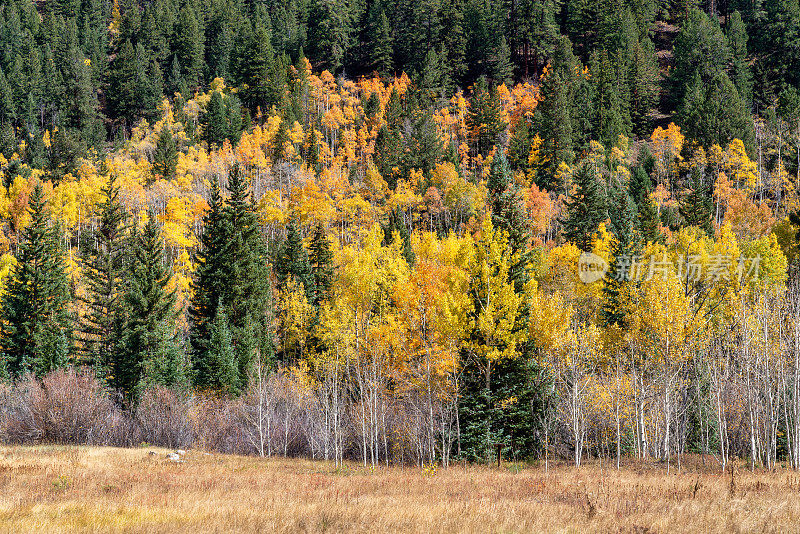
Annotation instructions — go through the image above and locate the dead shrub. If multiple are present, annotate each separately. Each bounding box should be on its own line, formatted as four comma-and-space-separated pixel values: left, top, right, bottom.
135, 386, 194, 449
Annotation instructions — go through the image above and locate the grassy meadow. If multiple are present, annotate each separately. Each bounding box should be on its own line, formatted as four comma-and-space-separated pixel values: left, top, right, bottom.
0, 446, 798, 533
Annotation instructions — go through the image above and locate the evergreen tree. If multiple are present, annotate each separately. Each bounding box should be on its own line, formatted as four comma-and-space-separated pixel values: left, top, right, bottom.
205, 91, 228, 146
173, 5, 204, 89
190, 164, 272, 393
308, 222, 334, 306
189, 176, 231, 389
681, 72, 755, 153
382, 207, 415, 266
488, 147, 530, 253
488, 36, 514, 85
121, 213, 184, 401
727, 10, 753, 108
238, 25, 275, 112
671, 9, 730, 108
467, 77, 506, 157
560, 162, 607, 252
404, 111, 442, 177
223, 164, 272, 385
535, 69, 574, 190
420, 48, 447, 94
629, 166, 661, 244
629, 36, 660, 136
601, 188, 638, 328
77, 174, 128, 380
152, 124, 178, 180
373, 10, 394, 77
107, 39, 138, 127
205, 307, 238, 394
307, 0, 356, 73
507, 117, 532, 172
679, 168, 715, 235
276, 220, 313, 294
0, 183, 71, 378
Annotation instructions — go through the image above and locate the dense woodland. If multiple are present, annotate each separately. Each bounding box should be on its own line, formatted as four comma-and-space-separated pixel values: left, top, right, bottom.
2, 0, 800, 469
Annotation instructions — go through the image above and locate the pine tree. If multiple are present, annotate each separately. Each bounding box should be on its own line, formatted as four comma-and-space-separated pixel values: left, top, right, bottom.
121, 213, 184, 401
152, 124, 178, 180
307, 0, 356, 73
78, 174, 128, 380
238, 25, 275, 113
276, 220, 313, 294
488, 36, 514, 86
373, 10, 394, 77
560, 162, 607, 252
228, 165, 273, 381
507, 117, 532, 172
173, 5, 204, 89
488, 147, 530, 253
591, 49, 631, 147
601, 188, 638, 328
0, 68, 15, 123
189, 175, 231, 390
629, 166, 661, 244
629, 36, 660, 136
420, 48, 447, 94
535, 69, 574, 191
671, 8, 730, 108
225, 95, 243, 144
272, 119, 290, 161
107, 39, 138, 128
727, 10, 753, 108
205, 307, 238, 394
467, 77, 506, 157
382, 207, 415, 266
685, 72, 755, 153
206, 91, 228, 146
0, 183, 71, 378
308, 222, 334, 306
679, 168, 714, 235
404, 112, 442, 177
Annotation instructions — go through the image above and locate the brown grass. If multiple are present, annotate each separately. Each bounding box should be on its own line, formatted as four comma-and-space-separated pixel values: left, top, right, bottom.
0, 447, 799, 533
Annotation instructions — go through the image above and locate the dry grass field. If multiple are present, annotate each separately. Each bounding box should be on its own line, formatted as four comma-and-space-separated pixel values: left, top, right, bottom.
0, 446, 799, 533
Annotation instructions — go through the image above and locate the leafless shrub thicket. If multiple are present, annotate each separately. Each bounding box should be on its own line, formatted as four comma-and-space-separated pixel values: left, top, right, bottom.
0, 364, 459, 466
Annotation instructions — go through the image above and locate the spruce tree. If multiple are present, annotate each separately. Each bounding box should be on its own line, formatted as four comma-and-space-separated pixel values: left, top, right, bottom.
507, 117, 532, 172
727, 10, 753, 107
152, 124, 178, 181
205, 307, 237, 395
467, 77, 506, 157
223, 164, 272, 380
189, 175, 229, 389
206, 91, 228, 146
560, 162, 607, 252
107, 39, 138, 128
601, 188, 638, 328
276, 219, 313, 294
488, 36, 514, 86
0, 183, 71, 378
679, 168, 715, 235
488, 147, 530, 253
308, 222, 334, 306
121, 213, 184, 401
534, 69, 574, 190
77, 174, 128, 379
239, 25, 275, 112
173, 5, 204, 89
374, 10, 394, 77
629, 166, 661, 244
382, 207, 415, 266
